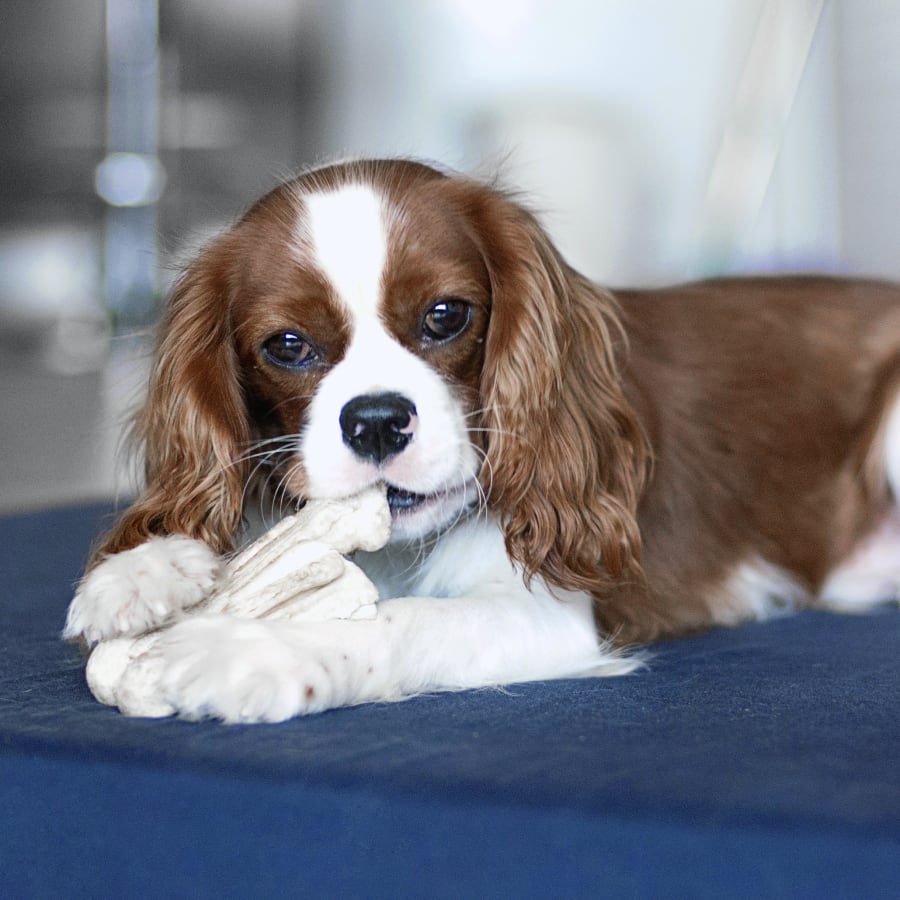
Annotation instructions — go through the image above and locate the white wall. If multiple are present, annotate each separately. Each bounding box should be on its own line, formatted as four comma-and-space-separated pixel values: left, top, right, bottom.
319, 0, 847, 285
835, 0, 900, 279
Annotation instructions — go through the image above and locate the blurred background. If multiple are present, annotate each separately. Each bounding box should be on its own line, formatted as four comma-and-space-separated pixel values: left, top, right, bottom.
1, 0, 899, 513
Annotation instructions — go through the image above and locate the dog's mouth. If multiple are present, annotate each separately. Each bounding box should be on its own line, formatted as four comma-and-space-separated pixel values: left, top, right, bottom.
384, 481, 474, 521
372, 480, 478, 540
386, 485, 431, 515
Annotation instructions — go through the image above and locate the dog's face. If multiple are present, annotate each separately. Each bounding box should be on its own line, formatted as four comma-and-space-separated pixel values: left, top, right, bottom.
233, 171, 492, 539
138, 159, 645, 597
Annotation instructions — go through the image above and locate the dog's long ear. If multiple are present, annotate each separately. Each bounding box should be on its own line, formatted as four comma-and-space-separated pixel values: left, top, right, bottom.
474, 188, 650, 598
92, 235, 250, 563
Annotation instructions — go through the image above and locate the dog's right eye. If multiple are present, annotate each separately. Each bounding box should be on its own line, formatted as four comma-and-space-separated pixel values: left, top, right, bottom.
261, 332, 318, 369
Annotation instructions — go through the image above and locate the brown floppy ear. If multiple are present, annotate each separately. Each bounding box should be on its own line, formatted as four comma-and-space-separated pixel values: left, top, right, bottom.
92, 235, 251, 562
474, 189, 650, 599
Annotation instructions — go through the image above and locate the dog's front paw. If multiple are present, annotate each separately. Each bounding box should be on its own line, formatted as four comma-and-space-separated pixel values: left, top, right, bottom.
120, 616, 333, 722
64, 536, 222, 646
105, 616, 378, 723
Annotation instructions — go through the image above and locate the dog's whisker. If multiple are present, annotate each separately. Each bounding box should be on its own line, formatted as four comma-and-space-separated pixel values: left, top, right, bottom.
469, 446, 494, 517
267, 459, 304, 522
234, 435, 299, 463
235, 445, 294, 515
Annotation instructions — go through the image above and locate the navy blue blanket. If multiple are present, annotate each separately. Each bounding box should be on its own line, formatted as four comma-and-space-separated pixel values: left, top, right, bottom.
1, 503, 898, 898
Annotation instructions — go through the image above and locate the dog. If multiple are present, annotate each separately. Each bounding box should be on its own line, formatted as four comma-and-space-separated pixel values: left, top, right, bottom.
64, 158, 900, 721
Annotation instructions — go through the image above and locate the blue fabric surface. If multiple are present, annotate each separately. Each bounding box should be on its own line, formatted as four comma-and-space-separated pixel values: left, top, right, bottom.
1, 504, 898, 898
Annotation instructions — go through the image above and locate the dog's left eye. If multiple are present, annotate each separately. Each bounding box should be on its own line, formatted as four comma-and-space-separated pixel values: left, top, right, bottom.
421, 299, 471, 342
261, 332, 318, 369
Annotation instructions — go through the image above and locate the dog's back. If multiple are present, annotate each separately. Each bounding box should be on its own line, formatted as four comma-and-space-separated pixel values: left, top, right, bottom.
609, 276, 900, 638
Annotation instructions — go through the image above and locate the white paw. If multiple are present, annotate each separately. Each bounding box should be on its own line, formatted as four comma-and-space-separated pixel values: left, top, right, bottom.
121, 617, 340, 722
100, 615, 381, 723
63, 536, 223, 646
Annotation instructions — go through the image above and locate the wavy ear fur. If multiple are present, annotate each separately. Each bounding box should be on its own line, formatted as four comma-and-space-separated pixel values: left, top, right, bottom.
473, 188, 651, 600
91, 236, 250, 564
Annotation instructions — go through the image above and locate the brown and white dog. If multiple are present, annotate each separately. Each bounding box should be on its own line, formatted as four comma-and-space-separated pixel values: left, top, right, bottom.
64, 159, 900, 721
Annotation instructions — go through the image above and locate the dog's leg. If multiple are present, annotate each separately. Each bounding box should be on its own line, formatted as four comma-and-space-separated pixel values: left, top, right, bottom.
820, 508, 900, 611
821, 396, 900, 611
107, 587, 638, 722
64, 536, 222, 645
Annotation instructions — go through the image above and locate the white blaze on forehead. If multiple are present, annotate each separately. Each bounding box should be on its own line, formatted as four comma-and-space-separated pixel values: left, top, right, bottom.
301, 184, 388, 320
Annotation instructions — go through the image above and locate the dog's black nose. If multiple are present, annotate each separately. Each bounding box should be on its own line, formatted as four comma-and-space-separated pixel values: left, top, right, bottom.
340, 392, 418, 464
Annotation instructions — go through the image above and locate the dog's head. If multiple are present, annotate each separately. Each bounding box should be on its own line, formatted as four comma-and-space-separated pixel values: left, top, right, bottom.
122, 159, 649, 597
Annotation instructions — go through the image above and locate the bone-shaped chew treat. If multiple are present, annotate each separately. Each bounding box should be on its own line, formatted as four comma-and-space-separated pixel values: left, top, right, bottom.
85, 485, 391, 716
204, 484, 392, 621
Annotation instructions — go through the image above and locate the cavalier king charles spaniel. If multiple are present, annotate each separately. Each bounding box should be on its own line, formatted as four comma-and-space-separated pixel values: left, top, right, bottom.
65, 159, 900, 721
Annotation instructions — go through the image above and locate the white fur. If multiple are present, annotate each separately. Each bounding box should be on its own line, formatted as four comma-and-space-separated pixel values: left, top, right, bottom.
886, 395, 900, 497
64, 536, 221, 646
820, 396, 900, 610
303, 185, 387, 319
298, 184, 480, 539
820, 509, 900, 611
713, 557, 807, 626
300, 326, 481, 537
